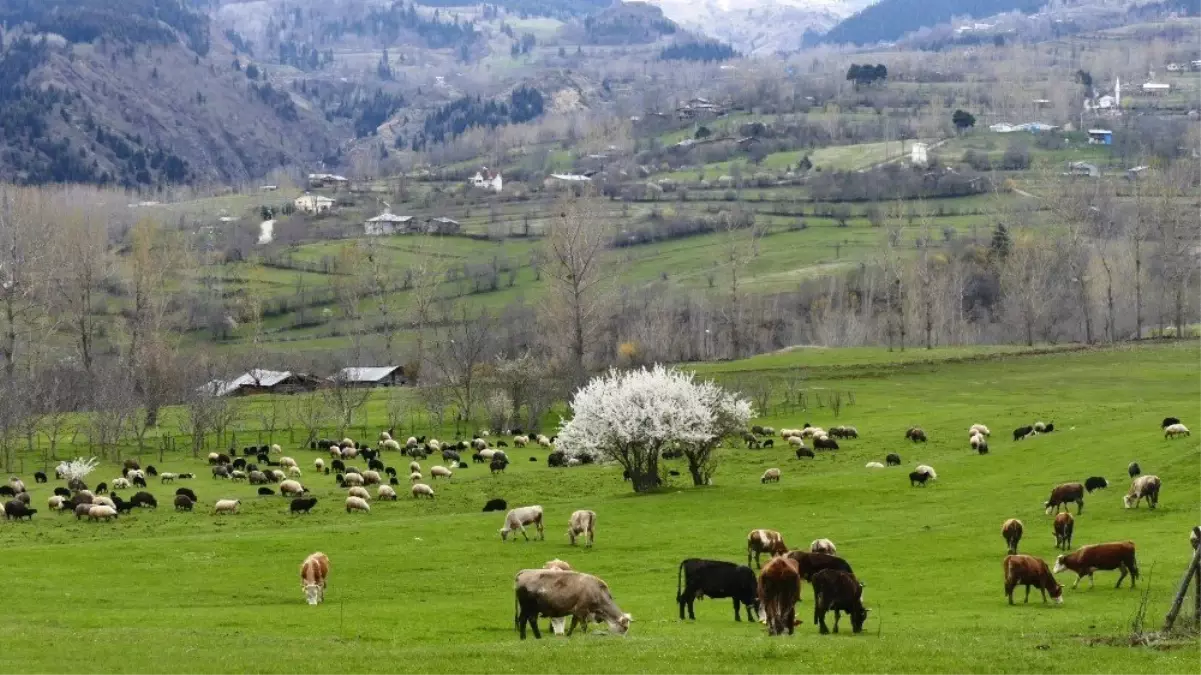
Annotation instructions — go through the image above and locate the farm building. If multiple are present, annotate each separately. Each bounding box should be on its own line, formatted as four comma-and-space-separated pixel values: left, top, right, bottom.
204, 369, 322, 397
364, 212, 413, 236
1066, 161, 1100, 178
294, 194, 334, 214
469, 168, 503, 193
332, 366, 408, 388
910, 142, 929, 166
308, 173, 349, 189
425, 217, 461, 235
1141, 82, 1171, 94
1087, 129, 1113, 145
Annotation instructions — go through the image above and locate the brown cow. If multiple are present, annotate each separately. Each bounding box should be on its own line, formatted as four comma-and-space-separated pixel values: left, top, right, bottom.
1001, 518, 1023, 555
1053, 513, 1074, 550
786, 550, 854, 581
1003, 555, 1063, 605
1044, 482, 1085, 515
757, 556, 802, 636
1053, 542, 1139, 589
513, 569, 631, 639
747, 529, 788, 569
811, 569, 869, 634
300, 552, 330, 605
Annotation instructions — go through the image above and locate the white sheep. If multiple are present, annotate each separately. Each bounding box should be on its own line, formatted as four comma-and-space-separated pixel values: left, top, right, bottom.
969, 433, 984, 450
271, 444, 282, 454
270, 469, 287, 482
406, 437, 418, 448
340, 472, 364, 487
810, 538, 837, 554
382, 439, 401, 452
379, 431, 392, 442
314, 458, 325, 471
787, 436, 805, 448
230, 470, 248, 481
1033, 421, 1046, 433
361, 470, 381, 485
1165, 423, 1190, 439
280, 480, 306, 497
92, 496, 116, 509
479, 449, 497, 461
126, 470, 145, 482
431, 465, 453, 480
428, 439, 442, 452
159, 472, 178, 483
761, 426, 775, 436
566, 458, 581, 467
214, 499, 240, 514
88, 505, 119, 521
409, 472, 422, 483
761, 468, 781, 483
206, 452, 219, 463
408, 461, 421, 473
340, 438, 355, 449
280, 457, 298, 469
536, 435, 551, 448
411, 483, 435, 499
969, 424, 991, 437
111, 477, 131, 490
347, 486, 371, 501
48, 495, 66, 511
345, 496, 371, 513
288, 466, 303, 478
377, 484, 398, 501
513, 435, 529, 447
340, 447, 359, 459
865, 462, 885, 469
472, 438, 488, 451
915, 464, 938, 480
328, 445, 342, 458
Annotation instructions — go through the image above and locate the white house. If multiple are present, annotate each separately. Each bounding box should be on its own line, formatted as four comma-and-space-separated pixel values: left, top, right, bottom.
910, 142, 929, 167
469, 168, 503, 193
294, 194, 334, 214
1142, 82, 1171, 94
364, 212, 413, 236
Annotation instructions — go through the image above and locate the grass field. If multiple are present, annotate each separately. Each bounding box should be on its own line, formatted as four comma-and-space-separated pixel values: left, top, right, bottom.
0, 342, 1197, 673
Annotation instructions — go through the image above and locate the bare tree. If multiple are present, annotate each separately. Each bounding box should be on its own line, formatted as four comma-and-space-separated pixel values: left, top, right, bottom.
49, 200, 115, 373
1000, 233, 1055, 346
288, 392, 331, 448
0, 187, 54, 378
425, 305, 497, 428
541, 196, 612, 382
323, 372, 373, 436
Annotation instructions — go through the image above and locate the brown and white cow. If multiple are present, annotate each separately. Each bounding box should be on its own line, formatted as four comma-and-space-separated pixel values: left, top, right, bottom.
1123, 475, 1161, 509
747, 529, 788, 569
301, 552, 330, 605
1053, 512, 1074, 551
1001, 518, 1023, 555
1003, 554, 1062, 605
1044, 482, 1085, 515
1054, 541, 1139, 589
567, 509, 595, 547
513, 569, 631, 639
758, 556, 802, 636
501, 505, 544, 542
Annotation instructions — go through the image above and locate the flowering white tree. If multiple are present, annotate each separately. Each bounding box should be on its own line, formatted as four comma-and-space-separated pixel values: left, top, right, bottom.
56, 457, 98, 484
557, 365, 753, 492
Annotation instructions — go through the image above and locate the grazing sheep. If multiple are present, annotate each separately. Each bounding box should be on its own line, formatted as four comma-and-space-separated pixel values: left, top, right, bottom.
885, 453, 901, 466
280, 457, 298, 470
73, 503, 92, 519
92, 496, 116, 509
795, 448, 815, 459
340, 472, 364, 487
1161, 417, 1181, 429
172, 494, 194, 511
382, 439, 402, 452
409, 472, 422, 482
271, 444, 282, 454
513, 435, 529, 447
915, 465, 937, 480
211, 466, 230, 480
175, 487, 197, 502
257, 487, 275, 496
345, 496, 371, 513
48, 495, 66, 511
800, 427, 826, 440
536, 435, 552, 448
111, 477, 131, 490
865, 462, 885, 469
340, 438, 355, 449
761, 468, 781, 484
379, 431, 392, 442
1033, 422, 1047, 433
159, 473, 177, 484
214, 499, 240, 514
905, 427, 928, 443
814, 436, 839, 451
230, 470, 248, 482
88, 505, 119, 521
288, 466, 303, 478
361, 470, 382, 485
970, 424, 991, 437
787, 436, 804, 448
377, 485, 397, 501
411, 483, 435, 499
810, 538, 837, 555
431, 465, 453, 480
408, 461, 421, 474
1164, 423, 1190, 439
279, 480, 307, 497
1084, 477, 1108, 493
348, 486, 370, 501
909, 471, 931, 486
975, 438, 989, 455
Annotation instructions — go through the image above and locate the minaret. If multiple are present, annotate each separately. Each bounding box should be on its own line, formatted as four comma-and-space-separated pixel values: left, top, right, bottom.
1115, 76, 1120, 107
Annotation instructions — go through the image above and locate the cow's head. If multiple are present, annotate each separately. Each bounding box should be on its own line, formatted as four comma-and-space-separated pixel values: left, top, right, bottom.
850, 606, 869, 633
1048, 583, 1064, 604
1052, 556, 1066, 574
1122, 494, 1135, 509
1043, 502, 1054, 515
770, 540, 789, 555
607, 613, 632, 635
499, 527, 510, 541
303, 583, 322, 605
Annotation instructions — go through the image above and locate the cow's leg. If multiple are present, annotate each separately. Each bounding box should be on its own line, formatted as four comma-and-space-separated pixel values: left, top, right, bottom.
1115, 566, 1128, 588
1088, 572, 1095, 589
1024, 584, 1031, 603
568, 531, 576, 546
1040, 587, 1047, 603
1071, 574, 1083, 590
518, 611, 529, 639
1077, 499, 1083, 515
786, 606, 795, 635
833, 609, 841, 633
1006, 581, 1016, 605
528, 612, 542, 639
520, 526, 529, 542
733, 599, 741, 622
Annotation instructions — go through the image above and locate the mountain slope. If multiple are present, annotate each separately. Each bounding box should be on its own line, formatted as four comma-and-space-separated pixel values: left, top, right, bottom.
645, 0, 875, 53
819, 0, 1045, 45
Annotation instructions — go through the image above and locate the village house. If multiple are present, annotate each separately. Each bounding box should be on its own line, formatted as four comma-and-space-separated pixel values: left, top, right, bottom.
469, 168, 503, 193
425, 217, 461, 235
1142, 82, 1171, 94
307, 173, 350, 189
332, 366, 408, 388
202, 369, 322, 397
364, 212, 413, 236
294, 194, 334, 214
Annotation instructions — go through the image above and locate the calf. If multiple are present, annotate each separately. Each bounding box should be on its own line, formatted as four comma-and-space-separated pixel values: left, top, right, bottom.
1084, 476, 1108, 493
300, 552, 330, 605
1053, 541, 1139, 589
1123, 475, 1161, 509
1003, 555, 1062, 605
676, 559, 760, 622
1001, 518, 1023, 555
1044, 482, 1085, 515
810, 569, 868, 634
500, 505, 544, 541
747, 529, 788, 569
567, 510, 596, 547
758, 556, 802, 636
1053, 512, 1073, 550
514, 569, 631, 639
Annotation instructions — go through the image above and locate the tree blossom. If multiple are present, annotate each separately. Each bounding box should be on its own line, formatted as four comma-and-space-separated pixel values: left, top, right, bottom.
56, 457, 99, 482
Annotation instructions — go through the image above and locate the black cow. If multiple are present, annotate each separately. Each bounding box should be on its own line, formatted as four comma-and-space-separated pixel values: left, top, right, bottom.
4, 500, 35, 520
290, 497, 318, 514
885, 453, 901, 466
482, 498, 507, 512
796, 448, 815, 459
258, 487, 275, 496
131, 492, 157, 509
677, 558, 760, 622
1128, 462, 1141, 478
786, 551, 854, 581
814, 436, 839, 451
175, 487, 198, 502
1085, 476, 1109, 493
95, 482, 108, 495
33, 471, 47, 484
909, 471, 930, 486
811, 569, 868, 634
1013, 426, 1035, 441
1162, 417, 1181, 429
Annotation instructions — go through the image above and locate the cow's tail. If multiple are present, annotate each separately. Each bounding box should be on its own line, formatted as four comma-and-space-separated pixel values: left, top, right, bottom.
676, 560, 685, 603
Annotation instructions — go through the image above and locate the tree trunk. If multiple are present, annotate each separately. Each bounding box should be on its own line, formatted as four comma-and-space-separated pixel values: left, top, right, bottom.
1077, 277, 1093, 343
1135, 247, 1142, 339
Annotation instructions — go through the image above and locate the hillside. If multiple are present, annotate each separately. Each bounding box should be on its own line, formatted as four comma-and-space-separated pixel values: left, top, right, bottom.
645, 0, 874, 53
818, 0, 1045, 46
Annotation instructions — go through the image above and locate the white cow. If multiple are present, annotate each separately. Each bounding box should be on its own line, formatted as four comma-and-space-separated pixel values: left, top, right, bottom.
501, 505, 545, 542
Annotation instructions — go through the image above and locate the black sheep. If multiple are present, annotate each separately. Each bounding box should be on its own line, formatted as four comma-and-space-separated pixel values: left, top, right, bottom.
1013, 426, 1035, 441
0, 486, 15, 497
384, 467, 397, 477
146, 466, 158, 477
529, 456, 538, 462
1127, 462, 1141, 478
909, 471, 931, 487
133, 475, 147, 488
547, 451, 566, 468
257, 487, 275, 496
290, 497, 318, 514
496, 441, 508, 448
331, 459, 345, 473
389, 476, 400, 486
1043, 423, 1055, 433
173, 495, 194, 511
4, 500, 35, 520
1084, 477, 1108, 493
762, 439, 774, 448
885, 453, 901, 466
33, 471, 47, 484
53, 487, 71, 498
796, 448, 815, 459
177, 473, 194, 480
131, 492, 157, 509
814, 436, 839, 451
112, 496, 136, 514
482, 498, 507, 512
490, 458, 508, 474
472, 452, 484, 464
256, 454, 269, 464
232, 458, 247, 470
368, 459, 385, 471
458, 461, 468, 469
94, 482, 108, 495
976, 440, 989, 455
175, 487, 198, 502
1162, 417, 1181, 429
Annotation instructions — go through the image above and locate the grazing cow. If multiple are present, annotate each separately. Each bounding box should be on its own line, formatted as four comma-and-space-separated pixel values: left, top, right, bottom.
568, 509, 596, 547
301, 552, 330, 605
1054, 542, 1139, 589
905, 427, 927, 443
795, 448, 815, 460
1053, 512, 1074, 550
1161, 416, 1181, 429
1084, 477, 1108, 493
885, 453, 901, 466
1128, 462, 1141, 478
1044, 483, 1085, 515
761, 468, 781, 484
173, 495, 194, 511
290, 497, 318, 514
747, 529, 788, 569
1164, 423, 1190, 439
1003, 555, 1062, 605
501, 505, 544, 541
513, 569, 631, 639
810, 539, 837, 555
758, 556, 802, 636
482, 498, 508, 512
1013, 425, 1036, 441
810, 569, 868, 634
676, 559, 760, 622
1001, 518, 1023, 555
1123, 475, 1161, 509
909, 471, 930, 487
786, 551, 853, 581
